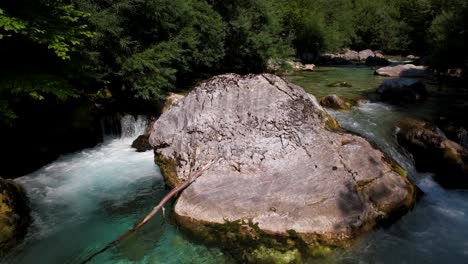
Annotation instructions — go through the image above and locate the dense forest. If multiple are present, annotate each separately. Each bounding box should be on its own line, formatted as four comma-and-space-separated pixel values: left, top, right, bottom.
0, 0, 467, 175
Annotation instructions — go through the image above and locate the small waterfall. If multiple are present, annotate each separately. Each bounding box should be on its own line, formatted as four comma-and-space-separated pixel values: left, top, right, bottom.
100, 114, 149, 139
120, 115, 148, 138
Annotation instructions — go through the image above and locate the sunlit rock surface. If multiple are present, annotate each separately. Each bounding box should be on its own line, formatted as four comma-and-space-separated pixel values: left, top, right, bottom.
150, 73, 417, 261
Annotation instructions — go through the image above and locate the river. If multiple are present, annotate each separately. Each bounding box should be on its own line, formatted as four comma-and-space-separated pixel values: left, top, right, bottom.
3, 66, 468, 263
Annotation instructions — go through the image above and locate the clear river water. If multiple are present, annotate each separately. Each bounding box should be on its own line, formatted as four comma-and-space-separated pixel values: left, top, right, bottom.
3, 66, 468, 263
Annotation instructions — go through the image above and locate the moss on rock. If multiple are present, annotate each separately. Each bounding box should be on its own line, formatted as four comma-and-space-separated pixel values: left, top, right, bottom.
154, 152, 181, 189
175, 213, 348, 263
0, 179, 30, 253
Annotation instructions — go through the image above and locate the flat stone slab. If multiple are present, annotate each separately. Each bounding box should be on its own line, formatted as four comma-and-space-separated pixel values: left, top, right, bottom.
149, 74, 416, 256
376, 64, 431, 77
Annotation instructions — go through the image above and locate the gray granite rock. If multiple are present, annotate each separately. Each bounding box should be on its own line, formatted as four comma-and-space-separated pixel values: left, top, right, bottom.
375, 64, 431, 77
149, 73, 416, 260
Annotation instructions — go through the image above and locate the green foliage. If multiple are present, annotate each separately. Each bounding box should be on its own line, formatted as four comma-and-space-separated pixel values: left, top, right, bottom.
0, 1, 91, 124
0, 1, 92, 60
0, 9, 27, 39
352, 0, 408, 51
281, 0, 355, 55
77, 0, 225, 99
211, 0, 293, 73
427, 5, 468, 70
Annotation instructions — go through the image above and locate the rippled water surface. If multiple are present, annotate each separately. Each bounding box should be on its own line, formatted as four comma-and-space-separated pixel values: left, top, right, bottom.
4, 67, 468, 263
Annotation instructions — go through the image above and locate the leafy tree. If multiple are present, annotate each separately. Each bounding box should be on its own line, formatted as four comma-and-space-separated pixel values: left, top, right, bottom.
0, 0, 91, 124
281, 0, 358, 56
76, 0, 225, 100
211, 0, 293, 73
351, 0, 407, 51
427, 2, 468, 72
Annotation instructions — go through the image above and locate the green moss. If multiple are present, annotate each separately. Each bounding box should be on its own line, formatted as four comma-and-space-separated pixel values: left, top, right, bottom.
325, 115, 340, 130
327, 81, 352, 88
377, 156, 419, 218
308, 244, 333, 257
154, 153, 181, 189
175, 214, 345, 263
247, 246, 302, 264
0, 179, 30, 253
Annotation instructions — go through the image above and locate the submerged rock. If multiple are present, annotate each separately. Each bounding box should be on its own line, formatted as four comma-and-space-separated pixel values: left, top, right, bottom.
376, 78, 427, 104
320, 94, 350, 110
327, 81, 352, 88
375, 64, 431, 77
150, 73, 417, 262
396, 119, 468, 188
0, 179, 30, 252
131, 134, 152, 152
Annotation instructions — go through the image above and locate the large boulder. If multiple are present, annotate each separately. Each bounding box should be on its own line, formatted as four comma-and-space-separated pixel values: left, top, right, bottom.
319, 94, 350, 110
396, 119, 468, 188
343, 49, 360, 61
376, 78, 427, 104
149, 74, 417, 262
0, 179, 30, 252
358, 49, 375, 61
375, 64, 431, 77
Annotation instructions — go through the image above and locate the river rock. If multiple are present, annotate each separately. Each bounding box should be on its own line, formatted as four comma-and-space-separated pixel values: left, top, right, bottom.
358, 49, 375, 61
396, 119, 468, 188
376, 78, 427, 104
149, 73, 417, 262
375, 64, 431, 77
131, 134, 152, 152
303, 64, 316, 71
343, 49, 360, 61
0, 179, 30, 252
327, 81, 352, 88
320, 94, 349, 110
287, 61, 315, 71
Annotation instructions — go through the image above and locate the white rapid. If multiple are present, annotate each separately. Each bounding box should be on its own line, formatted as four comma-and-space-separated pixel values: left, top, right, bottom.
3, 115, 227, 264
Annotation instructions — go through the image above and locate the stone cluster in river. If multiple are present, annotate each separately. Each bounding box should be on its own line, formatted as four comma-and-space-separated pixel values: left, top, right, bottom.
376, 78, 427, 104
149, 73, 417, 262
396, 119, 468, 188
317, 49, 389, 66
319, 94, 350, 110
375, 64, 431, 78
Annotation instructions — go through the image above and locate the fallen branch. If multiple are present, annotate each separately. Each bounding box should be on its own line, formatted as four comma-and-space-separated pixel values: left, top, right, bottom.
80, 159, 217, 264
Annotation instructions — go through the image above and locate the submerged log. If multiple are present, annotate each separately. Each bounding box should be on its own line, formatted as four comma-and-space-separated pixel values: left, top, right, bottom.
80, 159, 217, 264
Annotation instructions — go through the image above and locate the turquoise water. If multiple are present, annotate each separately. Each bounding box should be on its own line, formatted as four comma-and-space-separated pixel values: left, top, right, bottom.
3, 68, 468, 263
285, 66, 388, 99
4, 117, 230, 264
330, 102, 468, 263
